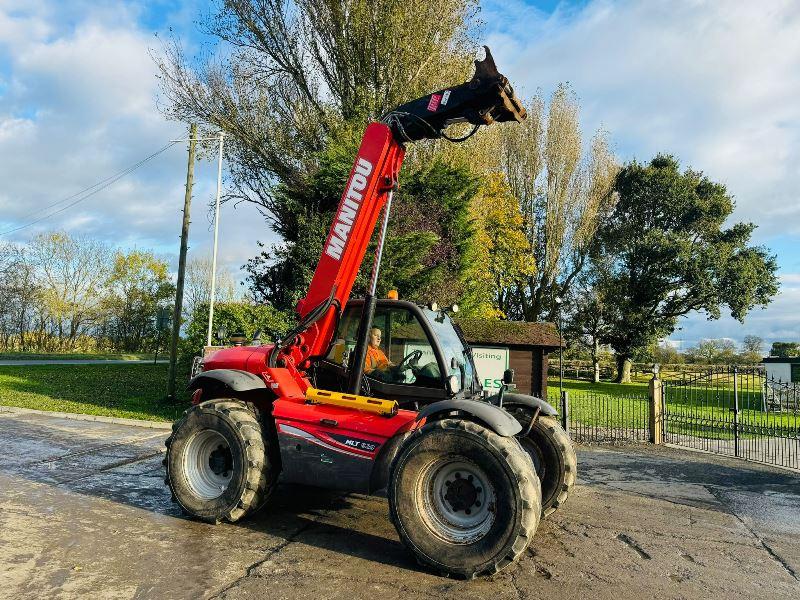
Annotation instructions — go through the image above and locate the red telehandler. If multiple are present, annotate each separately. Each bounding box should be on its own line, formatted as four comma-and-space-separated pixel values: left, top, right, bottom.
165, 48, 576, 578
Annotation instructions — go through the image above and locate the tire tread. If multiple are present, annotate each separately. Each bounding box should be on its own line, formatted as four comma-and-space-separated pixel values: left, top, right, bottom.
164, 398, 278, 523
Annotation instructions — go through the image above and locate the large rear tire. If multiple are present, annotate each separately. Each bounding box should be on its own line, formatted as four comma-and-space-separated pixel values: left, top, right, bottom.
389, 419, 541, 578
164, 399, 278, 523
508, 408, 576, 517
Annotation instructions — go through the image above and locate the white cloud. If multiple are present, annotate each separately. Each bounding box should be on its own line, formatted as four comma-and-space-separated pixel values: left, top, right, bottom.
484, 0, 800, 238
482, 0, 800, 344
0, 2, 278, 284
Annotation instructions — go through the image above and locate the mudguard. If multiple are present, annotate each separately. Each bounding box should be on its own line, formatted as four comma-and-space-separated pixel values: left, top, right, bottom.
187, 369, 267, 393
416, 399, 522, 437
486, 392, 559, 417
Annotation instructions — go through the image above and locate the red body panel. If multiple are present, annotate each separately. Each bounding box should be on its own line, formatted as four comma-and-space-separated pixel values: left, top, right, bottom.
273, 398, 417, 440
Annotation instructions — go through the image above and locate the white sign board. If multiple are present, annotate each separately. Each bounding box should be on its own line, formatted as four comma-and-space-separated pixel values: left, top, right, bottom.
472, 346, 509, 390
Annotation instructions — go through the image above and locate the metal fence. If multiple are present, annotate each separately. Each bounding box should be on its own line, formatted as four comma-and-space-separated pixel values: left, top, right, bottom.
662, 366, 800, 470
549, 388, 650, 444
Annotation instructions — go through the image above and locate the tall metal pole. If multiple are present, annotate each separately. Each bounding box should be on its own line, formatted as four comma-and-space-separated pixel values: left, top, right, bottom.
167, 123, 197, 401
348, 191, 394, 395
555, 296, 564, 396
559, 309, 564, 396
206, 133, 225, 347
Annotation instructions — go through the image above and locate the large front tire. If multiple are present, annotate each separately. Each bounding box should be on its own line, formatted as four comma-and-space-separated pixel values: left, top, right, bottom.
389, 419, 541, 578
165, 399, 278, 523
509, 408, 576, 517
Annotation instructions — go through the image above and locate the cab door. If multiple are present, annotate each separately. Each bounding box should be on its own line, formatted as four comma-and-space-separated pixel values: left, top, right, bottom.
314, 302, 449, 408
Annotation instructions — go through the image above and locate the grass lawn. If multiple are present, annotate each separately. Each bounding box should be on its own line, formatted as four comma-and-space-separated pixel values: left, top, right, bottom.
547, 378, 649, 397
0, 363, 186, 421
0, 352, 156, 361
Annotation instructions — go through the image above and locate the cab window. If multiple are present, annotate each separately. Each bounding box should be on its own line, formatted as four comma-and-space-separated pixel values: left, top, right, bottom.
327, 305, 441, 387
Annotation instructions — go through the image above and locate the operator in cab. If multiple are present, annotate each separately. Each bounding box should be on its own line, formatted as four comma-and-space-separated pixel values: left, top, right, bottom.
365, 327, 392, 374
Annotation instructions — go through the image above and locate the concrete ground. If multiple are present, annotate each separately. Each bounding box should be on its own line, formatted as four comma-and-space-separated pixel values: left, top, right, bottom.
0, 410, 798, 600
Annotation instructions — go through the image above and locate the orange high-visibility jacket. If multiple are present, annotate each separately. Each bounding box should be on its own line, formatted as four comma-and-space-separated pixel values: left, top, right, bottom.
365, 346, 389, 373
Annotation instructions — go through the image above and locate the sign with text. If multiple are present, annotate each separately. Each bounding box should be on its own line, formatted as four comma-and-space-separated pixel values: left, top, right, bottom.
472, 346, 509, 390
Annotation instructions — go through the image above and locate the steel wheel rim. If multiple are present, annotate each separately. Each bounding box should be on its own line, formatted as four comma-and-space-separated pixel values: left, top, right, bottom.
183, 429, 233, 500
419, 458, 495, 544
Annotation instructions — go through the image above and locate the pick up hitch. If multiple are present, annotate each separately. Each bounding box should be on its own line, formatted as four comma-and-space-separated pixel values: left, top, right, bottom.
382, 46, 526, 143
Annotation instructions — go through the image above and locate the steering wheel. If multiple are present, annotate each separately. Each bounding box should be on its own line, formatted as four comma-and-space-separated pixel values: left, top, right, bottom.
395, 349, 423, 373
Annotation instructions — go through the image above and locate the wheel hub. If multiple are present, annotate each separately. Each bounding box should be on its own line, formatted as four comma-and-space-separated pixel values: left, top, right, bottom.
209, 445, 233, 477
443, 473, 482, 514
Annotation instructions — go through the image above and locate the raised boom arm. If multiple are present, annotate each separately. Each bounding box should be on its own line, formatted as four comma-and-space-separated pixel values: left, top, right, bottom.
268, 48, 525, 391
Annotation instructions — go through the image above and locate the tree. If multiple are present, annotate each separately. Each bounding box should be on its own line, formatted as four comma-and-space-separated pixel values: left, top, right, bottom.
594, 155, 779, 382
740, 335, 764, 363
564, 273, 612, 383
184, 256, 239, 319
244, 138, 481, 312
496, 86, 619, 322
102, 250, 175, 352
29, 232, 111, 350
467, 173, 535, 318
685, 339, 738, 365
0, 244, 22, 350
156, 0, 477, 217
770, 342, 800, 358
182, 301, 290, 357
157, 1, 489, 317
648, 341, 684, 366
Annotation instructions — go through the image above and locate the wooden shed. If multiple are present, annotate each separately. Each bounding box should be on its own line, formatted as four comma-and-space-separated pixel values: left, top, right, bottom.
457, 319, 562, 399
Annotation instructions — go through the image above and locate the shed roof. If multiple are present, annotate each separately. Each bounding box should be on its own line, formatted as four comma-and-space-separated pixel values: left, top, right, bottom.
457, 318, 562, 348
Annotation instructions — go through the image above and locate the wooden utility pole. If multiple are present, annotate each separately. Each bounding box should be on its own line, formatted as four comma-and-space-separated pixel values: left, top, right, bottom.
167, 123, 197, 401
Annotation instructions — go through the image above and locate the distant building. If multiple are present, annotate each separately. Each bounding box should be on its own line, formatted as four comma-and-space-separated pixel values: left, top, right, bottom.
457, 319, 562, 399
761, 357, 800, 383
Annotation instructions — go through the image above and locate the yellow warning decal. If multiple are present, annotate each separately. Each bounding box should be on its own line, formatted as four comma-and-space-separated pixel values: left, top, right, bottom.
305, 387, 398, 417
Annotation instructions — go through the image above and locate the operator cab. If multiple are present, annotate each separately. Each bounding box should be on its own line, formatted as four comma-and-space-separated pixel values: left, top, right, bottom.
313, 299, 481, 408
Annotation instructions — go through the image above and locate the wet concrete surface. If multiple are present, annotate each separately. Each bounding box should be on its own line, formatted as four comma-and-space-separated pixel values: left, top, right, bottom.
1, 410, 798, 599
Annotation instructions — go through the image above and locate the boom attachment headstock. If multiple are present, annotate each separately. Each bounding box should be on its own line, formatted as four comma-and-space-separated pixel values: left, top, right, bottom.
383, 46, 526, 143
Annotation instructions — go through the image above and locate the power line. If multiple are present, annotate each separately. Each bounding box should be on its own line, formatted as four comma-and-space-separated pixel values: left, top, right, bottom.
0, 141, 180, 237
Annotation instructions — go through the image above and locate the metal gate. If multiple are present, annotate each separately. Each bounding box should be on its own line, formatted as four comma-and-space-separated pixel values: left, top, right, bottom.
663, 366, 800, 470
551, 389, 650, 444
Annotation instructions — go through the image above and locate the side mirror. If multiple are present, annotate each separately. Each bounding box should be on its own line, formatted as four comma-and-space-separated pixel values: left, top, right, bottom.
446, 375, 461, 395
502, 369, 515, 385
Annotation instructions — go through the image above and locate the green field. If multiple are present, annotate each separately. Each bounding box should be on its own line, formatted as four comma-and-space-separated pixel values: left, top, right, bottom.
0, 363, 185, 421
0, 352, 156, 361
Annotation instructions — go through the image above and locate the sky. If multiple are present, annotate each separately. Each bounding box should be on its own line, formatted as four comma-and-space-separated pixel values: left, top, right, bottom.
0, 0, 798, 350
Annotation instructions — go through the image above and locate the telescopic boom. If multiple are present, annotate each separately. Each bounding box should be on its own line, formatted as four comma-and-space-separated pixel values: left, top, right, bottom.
268, 47, 525, 393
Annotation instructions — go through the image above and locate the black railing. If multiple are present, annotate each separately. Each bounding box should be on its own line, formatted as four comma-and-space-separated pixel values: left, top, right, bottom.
550, 389, 650, 444
663, 366, 800, 470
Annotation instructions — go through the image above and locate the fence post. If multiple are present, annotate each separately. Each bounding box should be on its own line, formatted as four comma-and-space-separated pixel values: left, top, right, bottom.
560, 390, 569, 435
733, 365, 740, 458
649, 368, 663, 445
